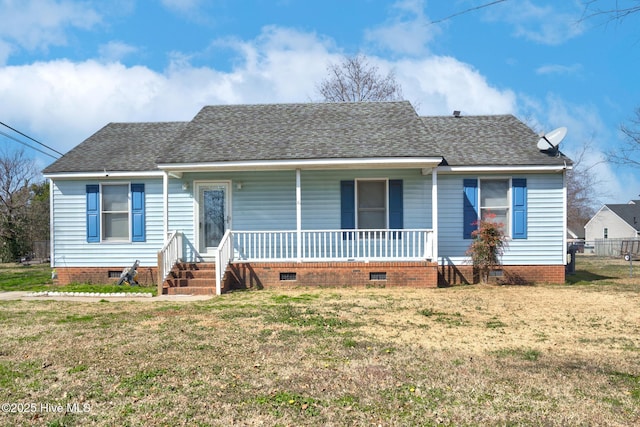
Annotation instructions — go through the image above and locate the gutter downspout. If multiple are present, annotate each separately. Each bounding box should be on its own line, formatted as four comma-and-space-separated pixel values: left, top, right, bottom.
296, 168, 302, 262
163, 171, 169, 242
49, 179, 55, 271
431, 168, 439, 262
562, 167, 568, 266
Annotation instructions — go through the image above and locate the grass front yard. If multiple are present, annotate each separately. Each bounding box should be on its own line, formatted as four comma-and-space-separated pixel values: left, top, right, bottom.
0, 256, 639, 426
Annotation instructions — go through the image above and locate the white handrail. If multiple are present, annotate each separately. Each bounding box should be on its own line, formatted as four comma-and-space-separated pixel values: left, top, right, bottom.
157, 231, 182, 294
215, 229, 234, 295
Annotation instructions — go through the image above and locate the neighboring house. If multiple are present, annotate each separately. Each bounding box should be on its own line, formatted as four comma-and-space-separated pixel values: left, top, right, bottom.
584, 201, 640, 241
43, 101, 572, 294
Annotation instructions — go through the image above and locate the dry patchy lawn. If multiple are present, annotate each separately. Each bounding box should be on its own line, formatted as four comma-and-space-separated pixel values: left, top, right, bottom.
1, 259, 639, 426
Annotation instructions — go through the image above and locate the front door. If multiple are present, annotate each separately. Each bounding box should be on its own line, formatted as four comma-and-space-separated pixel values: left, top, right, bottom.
196, 182, 230, 256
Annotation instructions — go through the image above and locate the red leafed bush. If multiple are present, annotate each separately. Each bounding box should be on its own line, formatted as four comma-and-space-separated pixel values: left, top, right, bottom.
466, 212, 508, 283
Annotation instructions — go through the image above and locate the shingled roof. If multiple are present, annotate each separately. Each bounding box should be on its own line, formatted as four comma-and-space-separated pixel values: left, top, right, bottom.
604, 201, 640, 231
43, 121, 188, 173
43, 101, 570, 174
156, 101, 438, 164
420, 115, 571, 167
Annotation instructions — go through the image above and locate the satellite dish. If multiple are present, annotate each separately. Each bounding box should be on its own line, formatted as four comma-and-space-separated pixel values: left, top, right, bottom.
537, 126, 567, 151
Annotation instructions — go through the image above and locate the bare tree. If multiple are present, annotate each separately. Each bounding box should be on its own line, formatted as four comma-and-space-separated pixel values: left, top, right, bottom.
607, 107, 640, 168
582, 0, 640, 23
317, 54, 403, 102
0, 149, 41, 261
566, 140, 605, 234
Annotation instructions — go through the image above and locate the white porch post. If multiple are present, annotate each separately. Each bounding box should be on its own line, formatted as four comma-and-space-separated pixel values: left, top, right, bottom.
431, 168, 438, 261
296, 168, 302, 261
163, 171, 169, 242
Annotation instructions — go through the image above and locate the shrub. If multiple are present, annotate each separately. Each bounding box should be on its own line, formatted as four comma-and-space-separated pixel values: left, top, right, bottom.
466, 212, 507, 283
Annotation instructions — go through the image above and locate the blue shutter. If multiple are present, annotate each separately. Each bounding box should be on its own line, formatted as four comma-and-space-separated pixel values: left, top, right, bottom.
340, 181, 355, 229
86, 184, 100, 243
512, 178, 527, 239
389, 180, 403, 237
131, 183, 145, 242
341, 180, 355, 240
463, 179, 478, 239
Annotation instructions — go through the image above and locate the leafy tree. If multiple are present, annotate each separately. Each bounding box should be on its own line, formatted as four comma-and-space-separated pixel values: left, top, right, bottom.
317, 54, 403, 102
466, 213, 507, 284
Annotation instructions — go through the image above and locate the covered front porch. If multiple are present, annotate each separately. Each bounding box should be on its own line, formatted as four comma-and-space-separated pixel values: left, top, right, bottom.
157, 160, 442, 295
158, 228, 436, 295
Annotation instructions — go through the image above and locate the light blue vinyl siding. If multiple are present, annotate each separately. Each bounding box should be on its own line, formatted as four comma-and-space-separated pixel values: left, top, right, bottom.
52, 179, 165, 268
438, 173, 565, 265
301, 169, 431, 230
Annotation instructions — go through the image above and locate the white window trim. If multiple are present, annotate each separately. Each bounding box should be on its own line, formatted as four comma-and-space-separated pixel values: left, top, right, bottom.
100, 182, 131, 243
478, 177, 512, 238
355, 178, 388, 229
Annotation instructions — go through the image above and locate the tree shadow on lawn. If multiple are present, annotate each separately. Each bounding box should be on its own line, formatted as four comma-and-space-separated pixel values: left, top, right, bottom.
566, 270, 617, 285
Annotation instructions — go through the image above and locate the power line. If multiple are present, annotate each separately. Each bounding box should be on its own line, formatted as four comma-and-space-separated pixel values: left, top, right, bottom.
0, 120, 64, 157
430, 0, 509, 25
0, 130, 59, 159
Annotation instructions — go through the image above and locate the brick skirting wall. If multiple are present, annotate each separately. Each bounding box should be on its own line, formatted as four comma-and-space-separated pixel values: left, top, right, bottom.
438, 264, 566, 286
53, 266, 158, 286
227, 261, 440, 290
54, 263, 565, 289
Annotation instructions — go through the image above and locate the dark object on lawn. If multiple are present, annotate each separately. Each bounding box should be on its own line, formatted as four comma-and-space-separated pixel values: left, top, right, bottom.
117, 260, 140, 286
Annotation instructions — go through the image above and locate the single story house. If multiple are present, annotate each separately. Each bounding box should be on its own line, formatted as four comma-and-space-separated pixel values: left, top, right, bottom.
43, 101, 572, 294
584, 200, 640, 241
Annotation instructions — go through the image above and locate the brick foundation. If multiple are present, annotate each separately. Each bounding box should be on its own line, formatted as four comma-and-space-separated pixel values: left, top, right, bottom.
55, 262, 565, 290
226, 261, 440, 290
54, 266, 158, 286
438, 264, 566, 286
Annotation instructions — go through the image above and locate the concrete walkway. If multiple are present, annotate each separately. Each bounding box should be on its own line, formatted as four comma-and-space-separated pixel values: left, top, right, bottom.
0, 291, 214, 302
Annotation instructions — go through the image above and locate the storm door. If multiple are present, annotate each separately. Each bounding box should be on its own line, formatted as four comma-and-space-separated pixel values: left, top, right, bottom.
196, 182, 230, 255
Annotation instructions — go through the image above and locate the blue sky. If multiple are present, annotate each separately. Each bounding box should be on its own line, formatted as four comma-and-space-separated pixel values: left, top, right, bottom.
0, 0, 639, 204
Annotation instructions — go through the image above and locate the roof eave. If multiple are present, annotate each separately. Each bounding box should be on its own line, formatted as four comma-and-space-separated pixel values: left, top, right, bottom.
437, 164, 571, 173
43, 170, 166, 180
157, 157, 444, 172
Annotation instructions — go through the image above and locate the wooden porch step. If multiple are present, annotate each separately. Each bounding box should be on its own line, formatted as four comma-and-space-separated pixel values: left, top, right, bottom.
162, 262, 218, 294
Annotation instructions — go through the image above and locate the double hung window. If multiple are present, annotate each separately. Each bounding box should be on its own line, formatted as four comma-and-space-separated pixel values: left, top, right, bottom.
86, 183, 145, 243
479, 179, 509, 234
102, 184, 129, 241
357, 180, 387, 229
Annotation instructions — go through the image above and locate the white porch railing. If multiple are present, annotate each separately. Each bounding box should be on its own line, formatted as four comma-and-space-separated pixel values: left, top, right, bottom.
157, 230, 182, 295
232, 229, 433, 262
215, 229, 234, 295
159, 229, 433, 296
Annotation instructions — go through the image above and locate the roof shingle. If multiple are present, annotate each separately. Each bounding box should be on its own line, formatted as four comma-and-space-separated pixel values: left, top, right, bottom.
43, 101, 571, 174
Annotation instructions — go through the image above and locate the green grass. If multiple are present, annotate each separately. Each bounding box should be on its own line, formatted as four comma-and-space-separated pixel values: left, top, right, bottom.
0, 263, 156, 295
0, 263, 52, 291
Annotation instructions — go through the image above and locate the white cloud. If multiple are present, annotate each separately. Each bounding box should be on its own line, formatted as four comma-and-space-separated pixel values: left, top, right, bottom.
484, 0, 585, 45
395, 56, 516, 115
0, 0, 101, 61
364, 0, 440, 56
0, 25, 518, 168
536, 63, 583, 76
160, 0, 201, 13
98, 41, 139, 63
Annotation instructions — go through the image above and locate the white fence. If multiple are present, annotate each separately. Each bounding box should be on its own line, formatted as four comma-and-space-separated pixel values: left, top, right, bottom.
592, 238, 640, 257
